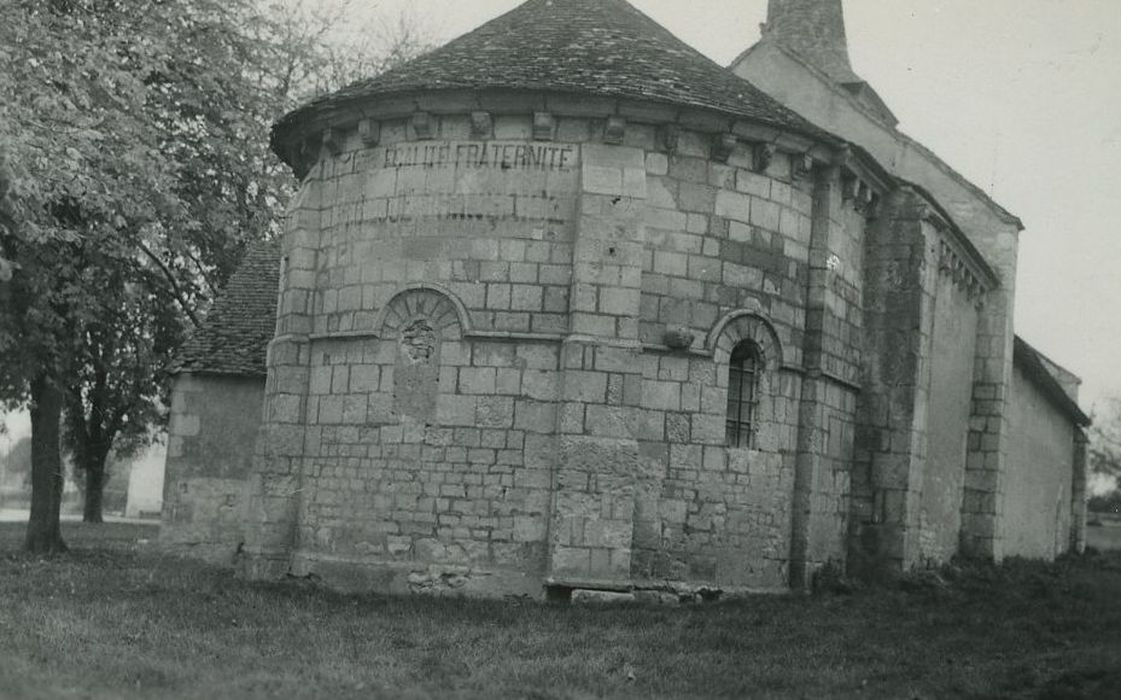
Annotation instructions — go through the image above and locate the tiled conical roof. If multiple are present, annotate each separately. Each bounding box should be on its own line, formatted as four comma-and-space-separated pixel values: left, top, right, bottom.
272, 0, 830, 166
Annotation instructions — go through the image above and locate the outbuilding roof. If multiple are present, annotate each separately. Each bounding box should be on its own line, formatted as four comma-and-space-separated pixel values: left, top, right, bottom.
1013, 336, 1091, 428
170, 239, 280, 377
272, 0, 832, 168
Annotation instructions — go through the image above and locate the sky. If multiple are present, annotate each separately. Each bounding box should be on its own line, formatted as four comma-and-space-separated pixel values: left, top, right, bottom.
3, 0, 1120, 446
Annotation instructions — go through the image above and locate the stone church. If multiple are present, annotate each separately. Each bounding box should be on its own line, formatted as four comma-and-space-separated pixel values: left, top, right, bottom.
161, 0, 1091, 598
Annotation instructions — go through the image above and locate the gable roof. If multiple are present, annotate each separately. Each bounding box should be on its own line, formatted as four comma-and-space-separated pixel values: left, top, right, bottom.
1013, 336, 1091, 427
837, 80, 898, 128
757, 0, 898, 126
272, 0, 834, 168
170, 239, 280, 377
731, 38, 1021, 230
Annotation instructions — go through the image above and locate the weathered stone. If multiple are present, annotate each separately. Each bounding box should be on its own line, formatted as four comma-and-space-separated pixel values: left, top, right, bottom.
572, 589, 636, 604
172, 0, 1086, 606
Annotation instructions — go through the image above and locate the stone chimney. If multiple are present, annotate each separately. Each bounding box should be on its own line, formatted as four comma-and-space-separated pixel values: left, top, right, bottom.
762, 0, 859, 84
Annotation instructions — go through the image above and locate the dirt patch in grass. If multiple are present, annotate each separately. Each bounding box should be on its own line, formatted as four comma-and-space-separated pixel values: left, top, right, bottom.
1, 522, 1119, 699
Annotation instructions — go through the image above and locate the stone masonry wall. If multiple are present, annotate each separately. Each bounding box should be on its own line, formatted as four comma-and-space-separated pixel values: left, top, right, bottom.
628, 138, 869, 590
792, 172, 866, 585
852, 188, 935, 573
853, 187, 990, 574
241, 95, 876, 596
920, 260, 979, 562
632, 134, 811, 591
734, 44, 1023, 563
160, 374, 265, 561
545, 142, 646, 590
284, 113, 585, 595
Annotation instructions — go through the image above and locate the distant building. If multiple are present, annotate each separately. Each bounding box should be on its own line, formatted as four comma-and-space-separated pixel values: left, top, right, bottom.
124, 439, 166, 519
161, 0, 1090, 597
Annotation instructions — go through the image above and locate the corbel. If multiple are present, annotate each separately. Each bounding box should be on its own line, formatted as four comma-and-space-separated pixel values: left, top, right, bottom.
532, 111, 556, 141
842, 176, 860, 202
753, 142, 776, 173
939, 241, 953, 274
294, 139, 316, 179
855, 181, 874, 213
357, 119, 380, 146
712, 133, 737, 163
832, 144, 853, 170
866, 193, 881, 219
410, 111, 435, 140
322, 128, 343, 156
659, 124, 681, 153
663, 326, 696, 351
603, 115, 626, 145
792, 152, 814, 180
470, 111, 493, 139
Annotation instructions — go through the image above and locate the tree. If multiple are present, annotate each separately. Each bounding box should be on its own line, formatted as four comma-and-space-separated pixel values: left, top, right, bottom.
58, 0, 432, 524
0, 0, 279, 546
0, 0, 203, 550
63, 265, 181, 522
1089, 397, 1121, 481
1088, 397, 1121, 515
1088, 490, 1121, 516
0, 0, 433, 539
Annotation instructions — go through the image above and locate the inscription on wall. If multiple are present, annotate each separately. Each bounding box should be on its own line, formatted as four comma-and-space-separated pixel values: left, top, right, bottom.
381, 142, 576, 171
351, 141, 580, 231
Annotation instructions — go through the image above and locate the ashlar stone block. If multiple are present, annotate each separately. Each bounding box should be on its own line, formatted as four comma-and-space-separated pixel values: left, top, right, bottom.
715, 190, 752, 223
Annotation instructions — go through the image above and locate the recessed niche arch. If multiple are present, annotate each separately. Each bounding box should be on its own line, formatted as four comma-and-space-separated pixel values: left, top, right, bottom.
376, 284, 470, 342
377, 286, 468, 423
707, 310, 784, 368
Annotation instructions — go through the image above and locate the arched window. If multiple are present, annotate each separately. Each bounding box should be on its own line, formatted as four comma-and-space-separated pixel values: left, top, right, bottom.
726, 341, 761, 448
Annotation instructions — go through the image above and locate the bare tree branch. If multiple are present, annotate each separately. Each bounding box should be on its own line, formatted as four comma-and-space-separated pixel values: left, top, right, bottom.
136, 241, 201, 328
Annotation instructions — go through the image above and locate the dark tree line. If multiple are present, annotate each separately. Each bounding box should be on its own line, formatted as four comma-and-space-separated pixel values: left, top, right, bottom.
1089, 397, 1121, 513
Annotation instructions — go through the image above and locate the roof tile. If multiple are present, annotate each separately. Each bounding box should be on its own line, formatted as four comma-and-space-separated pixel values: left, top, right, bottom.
272, 0, 831, 165
170, 240, 279, 377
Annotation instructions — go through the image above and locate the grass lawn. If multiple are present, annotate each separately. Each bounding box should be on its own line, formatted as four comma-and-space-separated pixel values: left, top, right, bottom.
1, 522, 1120, 699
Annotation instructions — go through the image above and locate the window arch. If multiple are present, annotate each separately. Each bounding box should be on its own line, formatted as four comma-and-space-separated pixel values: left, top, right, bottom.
726, 341, 761, 448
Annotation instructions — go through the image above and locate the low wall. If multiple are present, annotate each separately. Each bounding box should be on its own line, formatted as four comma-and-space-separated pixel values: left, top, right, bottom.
160, 373, 265, 561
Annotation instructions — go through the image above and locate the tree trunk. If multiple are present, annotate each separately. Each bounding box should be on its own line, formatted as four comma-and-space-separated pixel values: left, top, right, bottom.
82, 461, 105, 523
24, 375, 67, 554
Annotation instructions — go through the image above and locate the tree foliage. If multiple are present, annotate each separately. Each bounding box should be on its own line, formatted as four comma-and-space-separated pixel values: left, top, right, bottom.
0, 0, 432, 538
1089, 490, 1121, 515
1089, 397, 1121, 481
0, 0, 282, 534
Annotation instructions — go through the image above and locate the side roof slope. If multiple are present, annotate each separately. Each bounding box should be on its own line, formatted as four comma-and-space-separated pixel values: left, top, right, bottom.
170, 239, 280, 378
731, 37, 1021, 229
272, 0, 835, 167
1013, 336, 1091, 427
